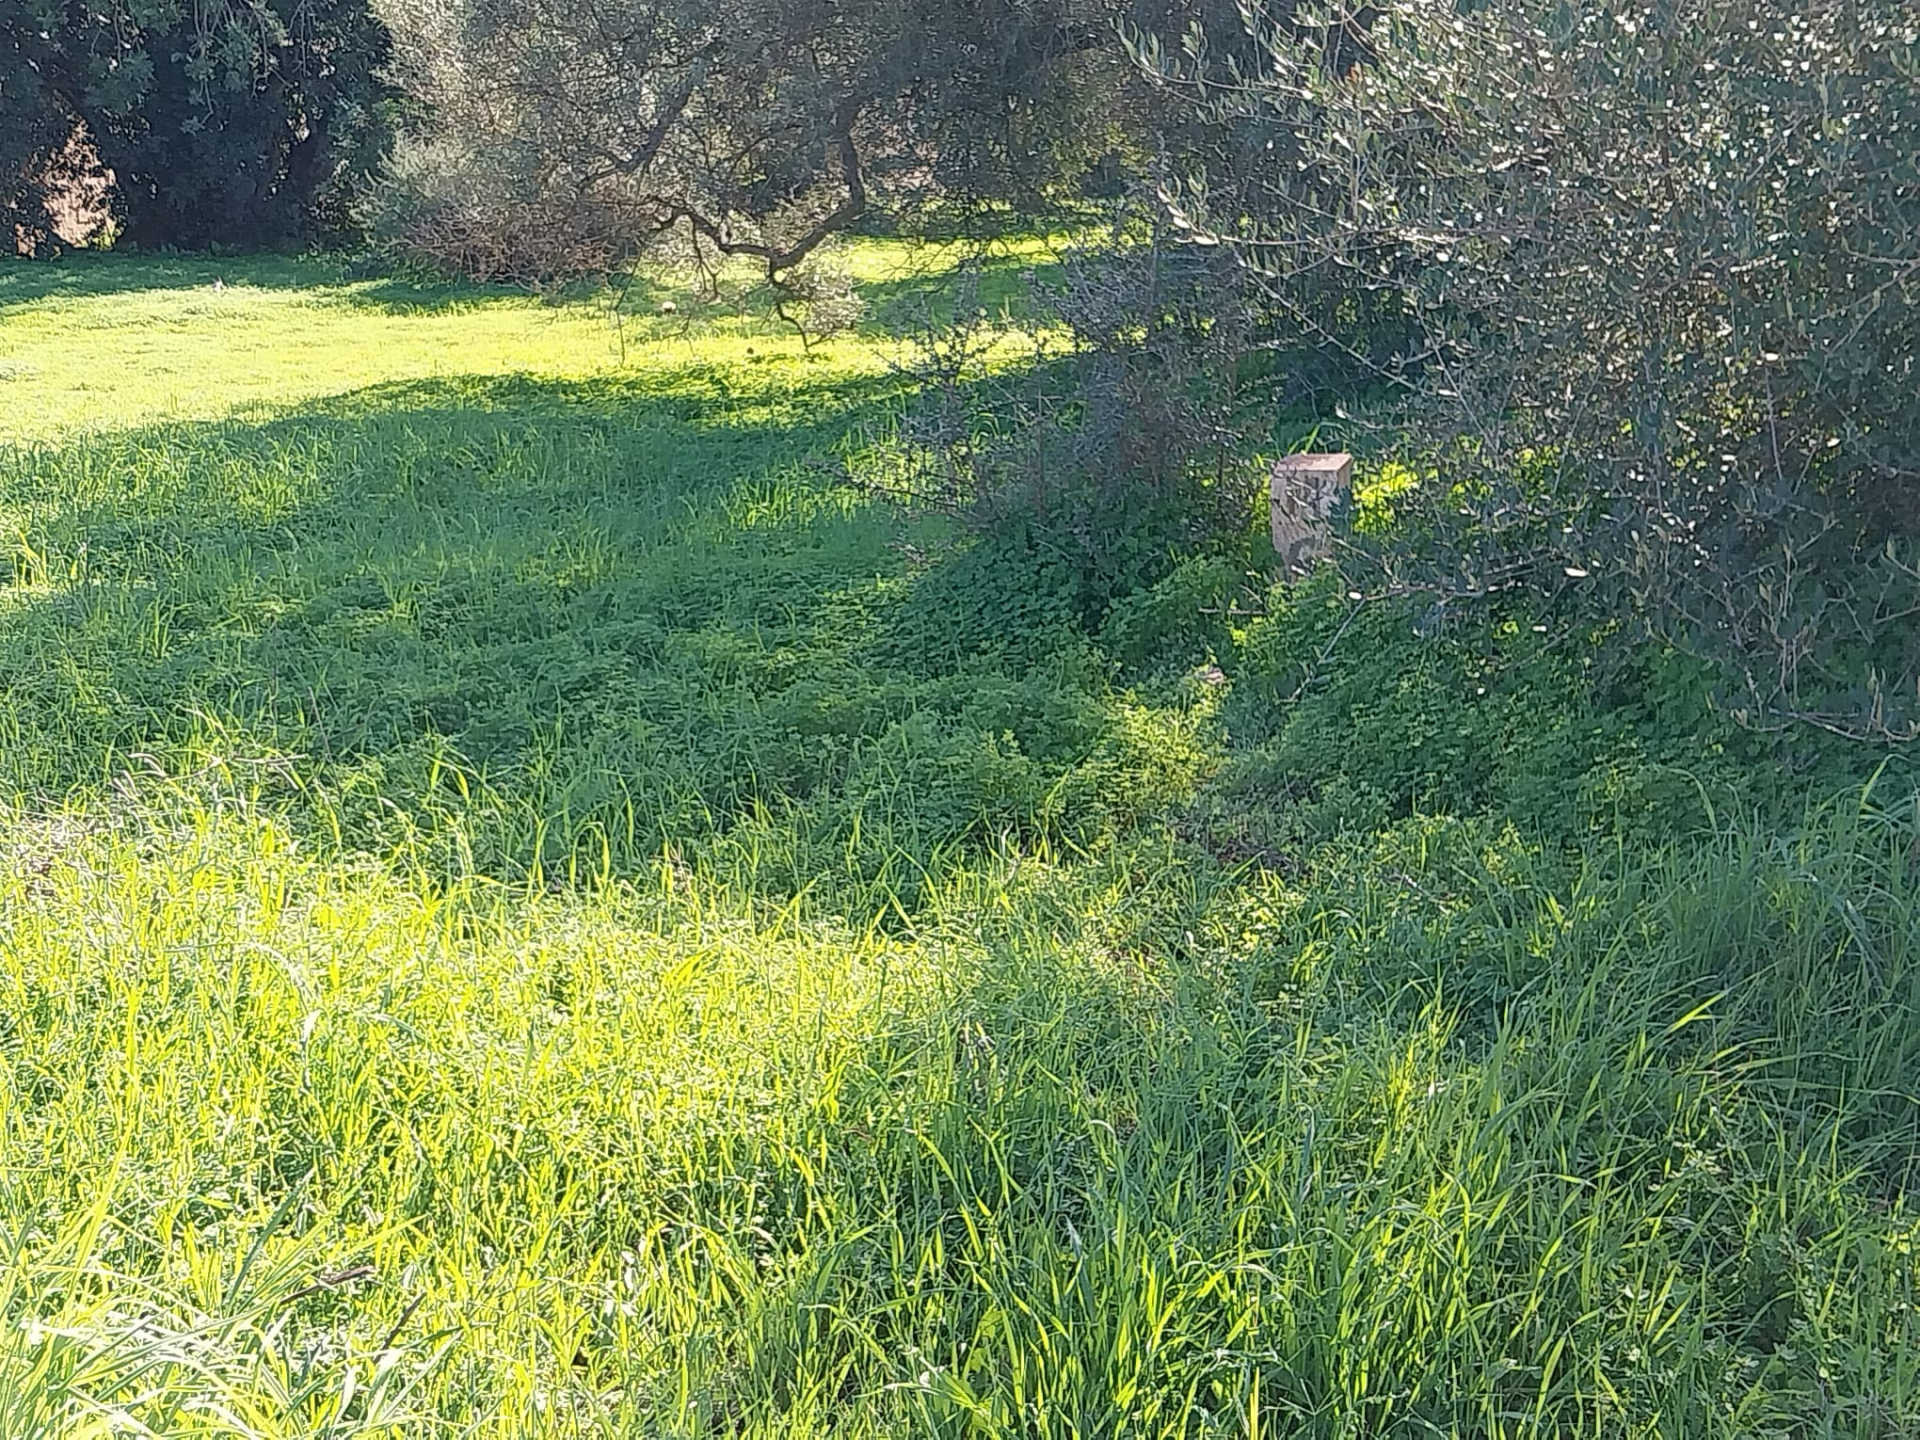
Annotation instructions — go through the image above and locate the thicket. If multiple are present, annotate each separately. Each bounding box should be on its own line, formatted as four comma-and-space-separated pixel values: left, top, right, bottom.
1129, 0, 1920, 740
870, 0, 1920, 747
863, 237, 1277, 620
2, 0, 392, 251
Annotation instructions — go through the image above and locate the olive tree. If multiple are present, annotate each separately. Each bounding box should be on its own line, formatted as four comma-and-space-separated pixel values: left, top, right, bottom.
1141, 0, 1920, 737
368, 0, 1222, 281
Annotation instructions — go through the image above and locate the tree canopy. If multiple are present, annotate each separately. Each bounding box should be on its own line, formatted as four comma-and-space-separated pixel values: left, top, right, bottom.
369, 0, 1222, 279
3, 0, 391, 251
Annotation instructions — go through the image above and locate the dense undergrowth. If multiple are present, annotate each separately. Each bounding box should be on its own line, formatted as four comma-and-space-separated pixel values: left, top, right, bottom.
1, 245, 1916, 1436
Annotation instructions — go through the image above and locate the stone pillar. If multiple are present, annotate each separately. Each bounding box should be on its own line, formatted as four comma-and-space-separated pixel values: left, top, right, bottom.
1270, 452, 1352, 576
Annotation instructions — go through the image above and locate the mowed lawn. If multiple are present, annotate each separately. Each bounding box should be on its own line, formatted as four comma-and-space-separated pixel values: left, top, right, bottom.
1, 249, 1917, 1438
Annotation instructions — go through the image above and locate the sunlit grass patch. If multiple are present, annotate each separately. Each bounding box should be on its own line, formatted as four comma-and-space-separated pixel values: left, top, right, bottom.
5, 780, 1917, 1435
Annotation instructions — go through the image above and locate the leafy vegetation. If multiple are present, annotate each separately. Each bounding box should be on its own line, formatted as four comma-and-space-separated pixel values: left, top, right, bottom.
1, 246, 1917, 1437
2, 0, 391, 252
1142, 0, 1920, 739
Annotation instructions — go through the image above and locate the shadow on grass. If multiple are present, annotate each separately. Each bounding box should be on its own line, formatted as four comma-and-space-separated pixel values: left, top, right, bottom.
0, 359, 1139, 900
854, 248, 1063, 338
0, 252, 329, 310
0, 251, 580, 316
575, 246, 1057, 338
2, 239, 1045, 328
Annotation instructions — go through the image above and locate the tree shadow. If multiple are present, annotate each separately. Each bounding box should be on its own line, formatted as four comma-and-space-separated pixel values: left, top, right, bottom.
0, 358, 1122, 901
1, 242, 1040, 326
0, 251, 589, 317
581, 246, 1060, 339
332, 270, 642, 316
0, 252, 334, 311
854, 249, 1064, 338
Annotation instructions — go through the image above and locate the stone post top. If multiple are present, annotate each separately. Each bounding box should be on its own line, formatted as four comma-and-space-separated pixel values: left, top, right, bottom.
1271, 451, 1354, 475
1270, 452, 1352, 572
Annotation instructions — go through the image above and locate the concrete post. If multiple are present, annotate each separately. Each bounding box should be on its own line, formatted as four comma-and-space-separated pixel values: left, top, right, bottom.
1270, 452, 1352, 576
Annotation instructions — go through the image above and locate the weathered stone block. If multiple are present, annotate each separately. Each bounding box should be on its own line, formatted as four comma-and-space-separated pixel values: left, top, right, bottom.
1270, 452, 1352, 575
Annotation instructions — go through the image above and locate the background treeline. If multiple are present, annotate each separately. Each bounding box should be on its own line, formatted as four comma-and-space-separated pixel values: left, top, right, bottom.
3, 0, 1208, 256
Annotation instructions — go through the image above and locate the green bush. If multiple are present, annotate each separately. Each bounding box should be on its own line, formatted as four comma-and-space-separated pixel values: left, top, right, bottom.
1142, 0, 1920, 739
1196, 575, 1917, 858
2, 0, 392, 251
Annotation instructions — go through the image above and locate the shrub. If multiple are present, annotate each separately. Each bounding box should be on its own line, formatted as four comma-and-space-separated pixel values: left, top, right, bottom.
1, 0, 393, 252
1198, 574, 1918, 859
869, 236, 1286, 620
1141, 0, 1920, 739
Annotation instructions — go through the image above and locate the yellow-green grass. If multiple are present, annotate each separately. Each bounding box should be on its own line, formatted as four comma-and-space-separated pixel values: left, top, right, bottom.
1, 245, 1917, 1437
0, 236, 1058, 438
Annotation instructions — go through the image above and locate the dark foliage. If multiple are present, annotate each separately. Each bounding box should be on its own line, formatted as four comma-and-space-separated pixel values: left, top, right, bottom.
864, 234, 1285, 620
1, 4, 73, 252
2, 0, 393, 252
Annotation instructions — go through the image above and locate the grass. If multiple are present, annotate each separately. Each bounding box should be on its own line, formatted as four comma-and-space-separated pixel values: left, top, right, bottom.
1, 243, 1917, 1437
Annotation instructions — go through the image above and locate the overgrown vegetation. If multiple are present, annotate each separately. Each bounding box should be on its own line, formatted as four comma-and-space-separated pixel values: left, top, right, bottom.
2, 0, 392, 252
1, 244, 1916, 1436
1141, 0, 1920, 739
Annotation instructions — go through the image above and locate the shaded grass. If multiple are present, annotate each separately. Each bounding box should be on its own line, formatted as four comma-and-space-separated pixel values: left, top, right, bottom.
0, 360, 1202, 906
0, 244, 1916, 1437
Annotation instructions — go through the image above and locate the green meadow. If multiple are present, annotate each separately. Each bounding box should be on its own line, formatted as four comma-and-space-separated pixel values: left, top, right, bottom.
1, 246, 1916, 1437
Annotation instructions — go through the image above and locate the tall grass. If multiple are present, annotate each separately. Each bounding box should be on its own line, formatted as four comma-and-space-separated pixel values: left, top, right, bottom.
0, 248, 1915, 1435
5, 779, 1915, 1435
